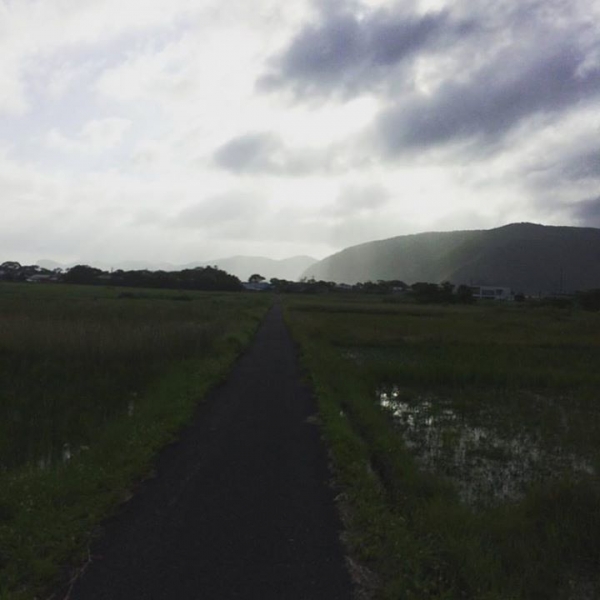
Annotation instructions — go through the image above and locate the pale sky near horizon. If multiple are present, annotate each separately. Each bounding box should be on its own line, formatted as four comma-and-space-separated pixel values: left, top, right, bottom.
1, 0, 600, 265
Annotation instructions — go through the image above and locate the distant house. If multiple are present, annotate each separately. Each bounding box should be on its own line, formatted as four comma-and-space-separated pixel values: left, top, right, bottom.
242, 281, 272, 292
469, 286, 513, 301
391, 286, 408, 294
26, 274, 54, 283
335, 283, 353, 291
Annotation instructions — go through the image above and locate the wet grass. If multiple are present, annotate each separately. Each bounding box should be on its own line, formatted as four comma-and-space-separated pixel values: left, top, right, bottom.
0, 282, 271, 599
284, 295, 600, 599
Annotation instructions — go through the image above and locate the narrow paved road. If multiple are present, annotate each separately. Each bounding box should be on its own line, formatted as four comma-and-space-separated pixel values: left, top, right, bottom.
67, 304, 353, 599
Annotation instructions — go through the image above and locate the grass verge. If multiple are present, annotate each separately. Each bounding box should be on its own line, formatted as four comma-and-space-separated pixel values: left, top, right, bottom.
284, 295, 600, 599
0, 283, 271, 599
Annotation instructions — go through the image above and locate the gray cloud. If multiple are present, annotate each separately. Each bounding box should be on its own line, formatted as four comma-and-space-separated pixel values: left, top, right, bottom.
213, 131, 349, 176
561, 148, 600, 182
261, 0, 600, 157
569, 196, 600, 227
259, 6, 470, 98
376, 42, 600, 153
173, 192, 261, 233
328, 212, 411, 248
330, 183, 390, 216
515, 139, 600, 206
213, 133, 282, 173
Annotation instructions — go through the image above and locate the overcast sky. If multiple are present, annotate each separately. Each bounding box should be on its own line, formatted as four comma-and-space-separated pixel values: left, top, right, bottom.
1, 0, 600, 265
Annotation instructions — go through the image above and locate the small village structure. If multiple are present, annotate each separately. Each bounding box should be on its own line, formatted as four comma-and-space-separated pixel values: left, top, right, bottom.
242, 281, 272, 292
469, 285, 513, 301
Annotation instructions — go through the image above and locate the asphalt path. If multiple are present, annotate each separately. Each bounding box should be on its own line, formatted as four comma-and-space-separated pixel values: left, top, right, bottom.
66, 304, 353, 599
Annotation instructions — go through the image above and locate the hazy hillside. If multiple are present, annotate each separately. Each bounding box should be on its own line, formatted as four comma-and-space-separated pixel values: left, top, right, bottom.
303, 223, 600, 293
38, 255, 317, 282
194, 255, 317, 281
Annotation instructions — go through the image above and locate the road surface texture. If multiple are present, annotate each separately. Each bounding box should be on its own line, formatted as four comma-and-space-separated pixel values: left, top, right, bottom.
66, 304, 353, 600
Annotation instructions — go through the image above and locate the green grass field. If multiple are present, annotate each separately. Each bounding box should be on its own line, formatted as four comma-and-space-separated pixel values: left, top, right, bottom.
0, 282, 271, 599
284, 295, 600, 599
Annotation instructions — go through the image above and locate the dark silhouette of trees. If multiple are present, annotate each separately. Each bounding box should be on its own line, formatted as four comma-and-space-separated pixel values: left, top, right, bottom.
0, 262, 59, 282
456, 284, 475, 304
56, 265, 242, 292
411, 281, 473, 304
0, 261, 21, 271
411, 282, 443, 303
63, 265, 104, 285
110, 266, 242, 292
577, 289, 600, 311
0, 262, 23, 281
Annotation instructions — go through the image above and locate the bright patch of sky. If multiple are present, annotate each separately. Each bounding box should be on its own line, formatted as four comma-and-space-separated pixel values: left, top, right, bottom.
1, 0, 600, 265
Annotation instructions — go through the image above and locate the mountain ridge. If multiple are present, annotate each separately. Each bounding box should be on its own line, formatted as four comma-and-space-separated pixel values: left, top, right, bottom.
302, 223, 600, 293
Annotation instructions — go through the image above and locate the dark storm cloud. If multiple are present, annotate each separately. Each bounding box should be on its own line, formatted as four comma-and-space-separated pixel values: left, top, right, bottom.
259, 6, 470, 97
519, 142, 600, 199
561, 148, 600, 181
261, 0, 600, 157
569, 196, 600, 227
376, 42, 600, 152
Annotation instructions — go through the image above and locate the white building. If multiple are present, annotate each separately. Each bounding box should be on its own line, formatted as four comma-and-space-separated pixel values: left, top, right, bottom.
469, 286, 513, 301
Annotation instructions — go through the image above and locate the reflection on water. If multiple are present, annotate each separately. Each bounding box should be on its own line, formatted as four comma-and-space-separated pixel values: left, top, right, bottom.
62, 443, 71, 463
2, 389, 140, 472
378, 386, 595, 507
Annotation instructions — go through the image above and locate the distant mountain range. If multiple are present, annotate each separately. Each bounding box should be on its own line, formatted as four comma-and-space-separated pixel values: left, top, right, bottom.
302, 223, 600, 294
197, 255, 318, 282
37, 255, 317, 282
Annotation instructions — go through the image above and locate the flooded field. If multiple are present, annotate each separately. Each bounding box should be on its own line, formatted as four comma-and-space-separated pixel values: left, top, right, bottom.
286, 296, 600, 598
378, 385, 596, 507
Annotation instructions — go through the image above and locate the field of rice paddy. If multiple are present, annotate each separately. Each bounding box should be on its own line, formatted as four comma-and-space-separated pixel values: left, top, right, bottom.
285, 295, 600, 599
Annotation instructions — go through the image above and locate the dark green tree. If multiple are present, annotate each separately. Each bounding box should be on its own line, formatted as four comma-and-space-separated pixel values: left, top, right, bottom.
63, 265, 104, 284
456, 284, 475, 304
577, 289, 600, 311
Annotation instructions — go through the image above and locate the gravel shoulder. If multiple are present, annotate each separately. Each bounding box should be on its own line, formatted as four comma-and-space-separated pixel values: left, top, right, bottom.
65, 303, 353, 600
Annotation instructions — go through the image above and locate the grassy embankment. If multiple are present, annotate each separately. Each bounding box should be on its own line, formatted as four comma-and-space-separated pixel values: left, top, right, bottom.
284, 295, 600, 599
0, 283, 271, 600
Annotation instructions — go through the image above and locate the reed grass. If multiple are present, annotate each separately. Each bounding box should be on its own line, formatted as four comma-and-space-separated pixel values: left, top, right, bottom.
0, 282, 271, 599
285, 295, 600, 599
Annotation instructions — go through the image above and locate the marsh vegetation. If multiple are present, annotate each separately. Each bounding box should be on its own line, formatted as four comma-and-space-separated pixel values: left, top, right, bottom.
285, 296, 600, 599
0, 283, 270, 599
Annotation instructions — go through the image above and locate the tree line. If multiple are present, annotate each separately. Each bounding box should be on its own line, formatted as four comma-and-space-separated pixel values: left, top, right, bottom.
3, 260, 600, 309
0, 262, 242, 292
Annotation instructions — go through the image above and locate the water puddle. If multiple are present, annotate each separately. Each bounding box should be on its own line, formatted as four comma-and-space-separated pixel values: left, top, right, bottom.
378, 385, 595, 507
62, 442, 72, 463
29, 395, 136, 471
